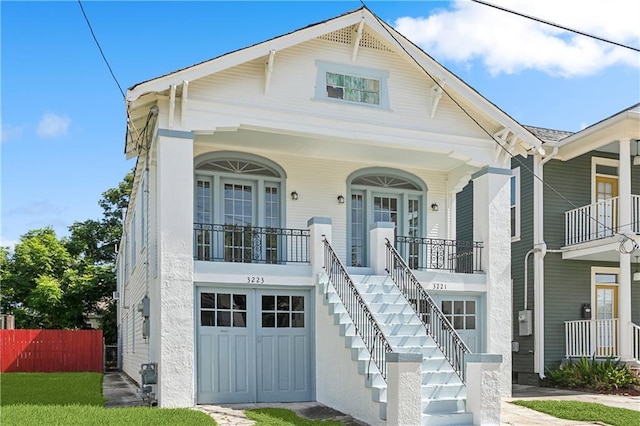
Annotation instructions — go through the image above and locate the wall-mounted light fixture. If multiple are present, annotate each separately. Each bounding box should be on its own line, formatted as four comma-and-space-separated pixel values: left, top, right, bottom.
291, 191, 298, 200
431, 203, 439, 212
337, 195, 345, 204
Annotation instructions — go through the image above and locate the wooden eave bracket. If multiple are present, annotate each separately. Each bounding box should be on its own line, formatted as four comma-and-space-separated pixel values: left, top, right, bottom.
351, 19, 365, 62
168, 85, 176, 128
430, 80, 445, 118
264, 50, 276, 95
181, 80, 189, 127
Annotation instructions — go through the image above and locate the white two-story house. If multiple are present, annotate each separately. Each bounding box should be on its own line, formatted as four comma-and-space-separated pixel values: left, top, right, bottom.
116, 7, 543, 425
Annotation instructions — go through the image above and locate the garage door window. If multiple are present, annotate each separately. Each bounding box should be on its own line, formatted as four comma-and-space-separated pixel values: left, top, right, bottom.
441, 300, 476, 330
261, 295, 305, 328
200, 292, 247, 327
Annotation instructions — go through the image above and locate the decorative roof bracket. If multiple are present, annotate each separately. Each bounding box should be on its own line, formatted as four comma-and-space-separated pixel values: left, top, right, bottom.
168, 85, 176, 128
430, 80, 445, 118
264, 50, 276, 95
352, 19, 365, 62
181, 80, 189, 127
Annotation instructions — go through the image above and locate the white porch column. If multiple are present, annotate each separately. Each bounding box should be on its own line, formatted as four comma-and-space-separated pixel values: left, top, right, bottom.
156, 129, 194, 407
465, 354, 503, 426
618, 139, 633, 361
386, 352, 423, 426
472, 167, 512, 397
369, 222, 395, 275
308, 217, 332, 278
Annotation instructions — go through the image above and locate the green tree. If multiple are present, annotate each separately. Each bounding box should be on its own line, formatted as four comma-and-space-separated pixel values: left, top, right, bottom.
1, 170, 133, 341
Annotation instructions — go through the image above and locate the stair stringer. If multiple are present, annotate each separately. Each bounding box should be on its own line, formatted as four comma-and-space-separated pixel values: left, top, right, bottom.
315, 273, 386, 426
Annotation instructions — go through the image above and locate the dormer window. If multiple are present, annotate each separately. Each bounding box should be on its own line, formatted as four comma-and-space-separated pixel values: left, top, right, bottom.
316, 61, 389, 109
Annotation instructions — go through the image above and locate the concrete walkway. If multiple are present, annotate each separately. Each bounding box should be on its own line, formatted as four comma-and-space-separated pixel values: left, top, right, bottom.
103, 371, 640, 425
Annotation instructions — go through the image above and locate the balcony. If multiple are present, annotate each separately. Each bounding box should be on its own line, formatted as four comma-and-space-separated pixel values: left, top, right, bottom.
564, 195, 640, 246
193, 223, 310, 264
395, 236, 483, 273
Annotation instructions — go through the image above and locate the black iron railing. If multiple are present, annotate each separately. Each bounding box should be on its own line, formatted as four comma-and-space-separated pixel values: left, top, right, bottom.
385, 238, 470, 383
193, 223, 310, 264
395, 236, 483, 273
323, 238, 393, 380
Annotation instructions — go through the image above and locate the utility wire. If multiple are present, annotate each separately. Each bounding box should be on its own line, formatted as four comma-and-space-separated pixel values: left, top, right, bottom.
77, 0, 126, 98
471, 0, 640, 53
363, 3, 638, 253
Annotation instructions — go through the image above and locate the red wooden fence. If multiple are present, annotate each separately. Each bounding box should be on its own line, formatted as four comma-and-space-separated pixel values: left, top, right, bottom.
0, 329, 103, 372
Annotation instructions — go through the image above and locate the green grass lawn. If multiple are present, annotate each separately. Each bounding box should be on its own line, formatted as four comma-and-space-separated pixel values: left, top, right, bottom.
513, 400, 640, 426
0, 372, 215, 425
246, 408, 343, 425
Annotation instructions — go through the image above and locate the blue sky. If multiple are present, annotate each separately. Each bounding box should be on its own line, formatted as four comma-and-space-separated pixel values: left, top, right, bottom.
2, 1, 639, 248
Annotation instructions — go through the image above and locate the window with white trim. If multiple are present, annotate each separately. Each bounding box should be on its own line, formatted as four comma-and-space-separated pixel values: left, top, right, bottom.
315, 61, 389, 108
511, 167, 520, 240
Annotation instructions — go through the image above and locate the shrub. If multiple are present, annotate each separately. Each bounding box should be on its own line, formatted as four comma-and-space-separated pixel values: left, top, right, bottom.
544, 356, 639, 391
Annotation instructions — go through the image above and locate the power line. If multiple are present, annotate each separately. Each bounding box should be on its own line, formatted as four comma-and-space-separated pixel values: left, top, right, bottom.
471, 0, 640, 53
77, 0, 126, 98
363, 4, 637, 253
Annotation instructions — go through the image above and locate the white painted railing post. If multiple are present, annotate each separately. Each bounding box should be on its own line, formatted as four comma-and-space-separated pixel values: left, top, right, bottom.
386, 352, 423, 426
308, 217, 332, 278
465, 354, 503, 426
369, 222, 395, 275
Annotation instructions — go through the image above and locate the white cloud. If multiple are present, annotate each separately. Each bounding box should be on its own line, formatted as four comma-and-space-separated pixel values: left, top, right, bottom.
1, 124, 27, 143
394, 0, 640, 77
36, 112, 70, 139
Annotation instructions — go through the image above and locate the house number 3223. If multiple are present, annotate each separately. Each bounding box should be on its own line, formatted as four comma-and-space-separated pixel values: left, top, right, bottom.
247, 276, 265, 284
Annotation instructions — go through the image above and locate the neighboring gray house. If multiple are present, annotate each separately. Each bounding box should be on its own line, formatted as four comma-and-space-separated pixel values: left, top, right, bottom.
510, 104, 640, 384
115, 6, 544, 425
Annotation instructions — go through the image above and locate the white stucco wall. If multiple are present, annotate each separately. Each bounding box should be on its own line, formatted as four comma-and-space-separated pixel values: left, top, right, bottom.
315, 275, 385, 426
155, 133, 195, 407
472, 168, 512, 397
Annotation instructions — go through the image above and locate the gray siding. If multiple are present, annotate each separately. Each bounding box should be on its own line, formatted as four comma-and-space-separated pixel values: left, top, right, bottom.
543, 150, 640, 369
510, 156, 535, 377
456, 181, 473, 242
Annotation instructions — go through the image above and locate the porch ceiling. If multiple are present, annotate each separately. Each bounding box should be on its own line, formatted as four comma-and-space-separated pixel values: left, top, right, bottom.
193, 128, 478, 172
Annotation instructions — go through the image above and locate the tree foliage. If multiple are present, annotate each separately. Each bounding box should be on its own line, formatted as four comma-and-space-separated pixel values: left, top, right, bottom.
1, 170, 133, 343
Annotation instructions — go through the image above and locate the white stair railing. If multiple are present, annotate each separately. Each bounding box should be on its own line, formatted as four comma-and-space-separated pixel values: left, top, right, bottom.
633, 323, 640, 362
565, 319, 618, 358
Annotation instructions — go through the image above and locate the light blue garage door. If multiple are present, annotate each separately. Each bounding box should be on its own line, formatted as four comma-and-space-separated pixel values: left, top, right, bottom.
197, 288, 312, 404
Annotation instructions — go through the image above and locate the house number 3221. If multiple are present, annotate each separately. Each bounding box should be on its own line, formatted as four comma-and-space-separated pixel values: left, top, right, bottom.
431, 283, 446, 290
247, 276, 265, 284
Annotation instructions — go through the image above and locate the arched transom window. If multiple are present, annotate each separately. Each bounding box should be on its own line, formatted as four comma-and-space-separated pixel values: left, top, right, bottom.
348, 170, 426, 267
194, 154, 286, 263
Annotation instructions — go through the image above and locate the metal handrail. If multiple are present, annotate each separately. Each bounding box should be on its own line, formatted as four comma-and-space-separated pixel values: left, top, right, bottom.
193, 223, 310, 264
395, 235, 483, 273
322, 238, 393, 380
385, 238, 470, 383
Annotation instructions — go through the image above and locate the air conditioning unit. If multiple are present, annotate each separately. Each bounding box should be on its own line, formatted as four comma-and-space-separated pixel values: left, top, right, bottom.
113, 291, 120, 300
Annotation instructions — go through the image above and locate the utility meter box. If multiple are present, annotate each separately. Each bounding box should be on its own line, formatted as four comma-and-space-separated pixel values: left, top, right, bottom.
518, 310, 532, 336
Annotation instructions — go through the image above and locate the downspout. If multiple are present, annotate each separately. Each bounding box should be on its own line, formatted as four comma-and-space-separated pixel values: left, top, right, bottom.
534, 144, 558, 379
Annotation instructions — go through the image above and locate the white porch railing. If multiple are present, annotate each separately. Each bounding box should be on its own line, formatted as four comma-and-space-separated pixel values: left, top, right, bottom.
632, 195, 640, 234
565, 197, 619, 246
565, 319, 619, 358
633, 323, 640, 362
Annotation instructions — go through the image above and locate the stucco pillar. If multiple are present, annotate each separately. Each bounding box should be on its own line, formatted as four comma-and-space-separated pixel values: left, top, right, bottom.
618, 139, 633, 361
386, 352, 423, 426
465, 354, 503, 426
369, 222, 395, 275
156, 130, 194, 407
308, 217, 332, 278
472, 167, 512, 397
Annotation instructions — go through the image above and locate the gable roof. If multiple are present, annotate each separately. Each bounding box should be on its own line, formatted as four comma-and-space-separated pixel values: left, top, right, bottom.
125, 6, 543, 157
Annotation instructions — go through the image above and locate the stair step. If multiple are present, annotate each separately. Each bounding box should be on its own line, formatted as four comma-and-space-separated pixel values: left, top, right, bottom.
367, 303, 418, 314
422, 397, 466, 414
422, 371, 463, 385
422, 412, 473, 426
422, 384, 466, 399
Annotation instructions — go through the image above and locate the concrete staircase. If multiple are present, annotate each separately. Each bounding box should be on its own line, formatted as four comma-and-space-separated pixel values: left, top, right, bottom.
320, 273, 473, 425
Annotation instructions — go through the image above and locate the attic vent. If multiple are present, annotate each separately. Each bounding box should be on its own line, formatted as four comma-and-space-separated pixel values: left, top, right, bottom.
317, 26, 394, 52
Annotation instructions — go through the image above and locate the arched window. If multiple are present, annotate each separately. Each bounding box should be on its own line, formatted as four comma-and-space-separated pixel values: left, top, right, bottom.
347, 168, 426, 267
194, 153, 286, 263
